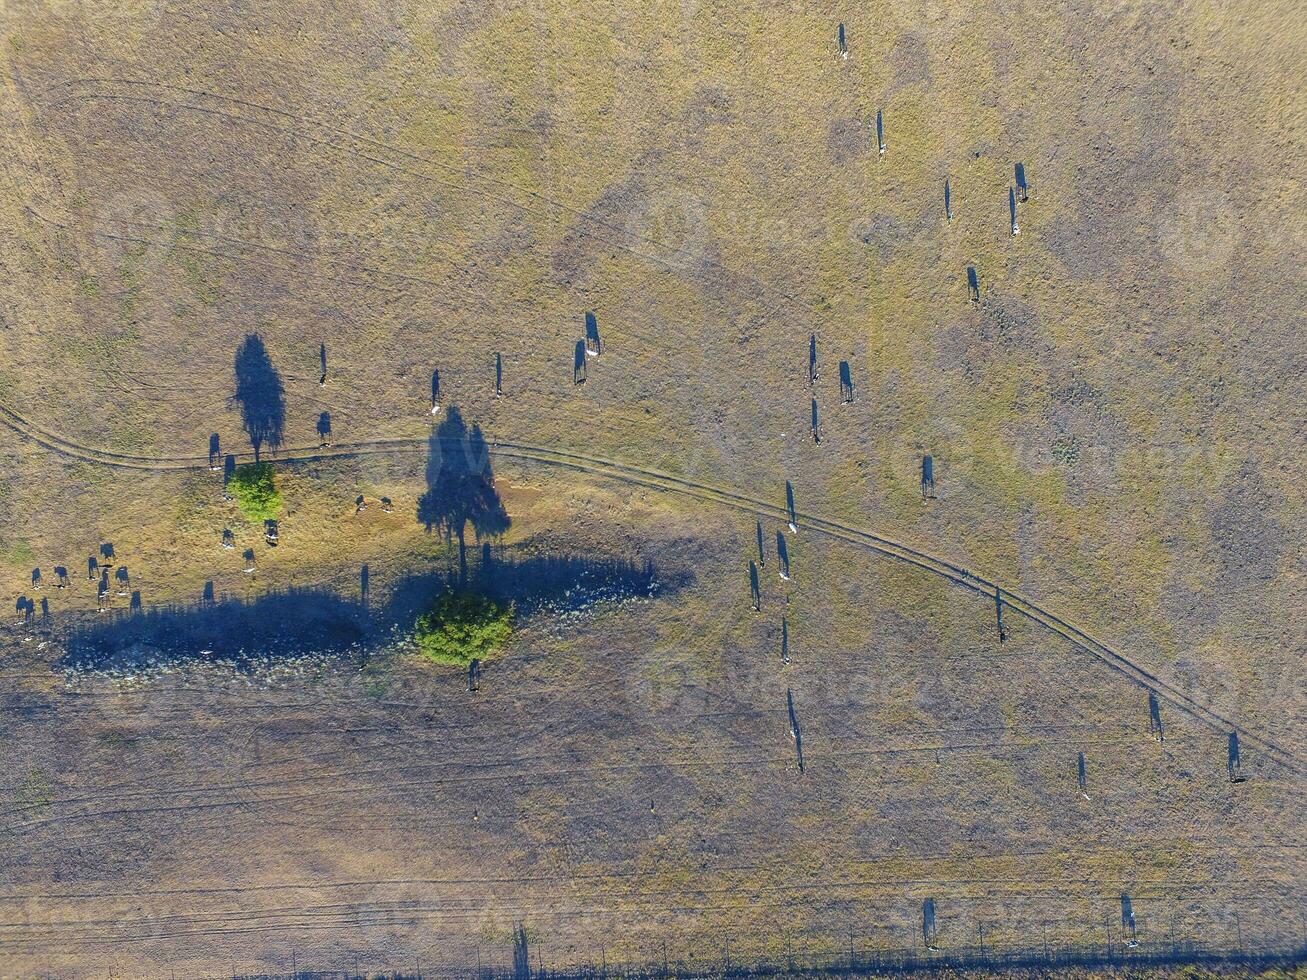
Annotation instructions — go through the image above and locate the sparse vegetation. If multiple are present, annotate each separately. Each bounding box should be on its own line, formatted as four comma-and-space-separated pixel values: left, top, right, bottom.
0, 2, 1300, 976
413, 590, 513, 667
1051, 435, 1081, 466
15, 768, 53, 812
227, 462, 282, 522
0, 535, 36, 568
76, 274, 102, 299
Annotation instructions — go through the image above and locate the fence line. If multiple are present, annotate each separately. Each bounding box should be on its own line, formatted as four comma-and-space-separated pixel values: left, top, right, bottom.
231, 938, 1304, 979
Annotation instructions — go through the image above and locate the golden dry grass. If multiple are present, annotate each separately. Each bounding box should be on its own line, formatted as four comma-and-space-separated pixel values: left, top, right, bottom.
0, 0, 1303, 975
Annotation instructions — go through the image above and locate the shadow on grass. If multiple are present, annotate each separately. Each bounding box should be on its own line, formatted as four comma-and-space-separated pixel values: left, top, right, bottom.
385, 552, 674, 628
232, 333, 285, 460
63, 588, 369, 672
417, 406, 510, 584
62, 552, 683, 674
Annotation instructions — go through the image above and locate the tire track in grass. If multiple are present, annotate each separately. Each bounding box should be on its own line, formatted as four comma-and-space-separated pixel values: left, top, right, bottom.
22, 204, 675, 362
0, 723, 1216, 830
0, 666, 1177, 836
0, 721, 1288, 843
0, 401, 1300, 773
38, 77, 807, 316
4, 845, 1299, 907
1, 882, 1298, 952
33, 88, 762, 376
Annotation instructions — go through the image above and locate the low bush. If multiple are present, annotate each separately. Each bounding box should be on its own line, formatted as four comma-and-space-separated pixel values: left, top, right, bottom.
413, 591, 513, 667
228, 463, 282, 522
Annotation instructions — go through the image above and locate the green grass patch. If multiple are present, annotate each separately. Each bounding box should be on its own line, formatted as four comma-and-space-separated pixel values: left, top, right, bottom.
228, 462, 282, 522
0, 535, 36, 568
15, 769, 53, 812
77, 274, 102, 299
413, 591, 513, 667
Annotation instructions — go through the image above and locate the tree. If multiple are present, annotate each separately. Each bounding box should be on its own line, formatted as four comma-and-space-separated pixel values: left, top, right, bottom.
412, 591, 512, 667
416, 407, 510, 581
228, 463, 282, 522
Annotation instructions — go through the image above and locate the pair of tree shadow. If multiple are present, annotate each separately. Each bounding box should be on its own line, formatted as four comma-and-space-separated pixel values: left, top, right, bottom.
232, 333, 284, 460
417, 407, 510, 582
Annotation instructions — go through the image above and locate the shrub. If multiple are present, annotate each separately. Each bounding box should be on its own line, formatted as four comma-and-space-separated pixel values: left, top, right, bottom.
228, 462, 282, 522
413, 591, 513, 667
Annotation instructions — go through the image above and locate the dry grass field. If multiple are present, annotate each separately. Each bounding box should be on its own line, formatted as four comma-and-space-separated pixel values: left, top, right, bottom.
0, 0, 1303, 976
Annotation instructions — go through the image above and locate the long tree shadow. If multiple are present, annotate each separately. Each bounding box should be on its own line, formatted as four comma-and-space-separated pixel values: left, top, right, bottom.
232, 333, 285, 460
62, 551, 684, 674
384, 551, 678, 628
63, 588, 370, 672
417, 406, 510, 583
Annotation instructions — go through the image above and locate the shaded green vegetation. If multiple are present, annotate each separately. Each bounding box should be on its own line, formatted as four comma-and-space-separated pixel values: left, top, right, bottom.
413, 590, 513, 667
0, 534, 35, 568
14, 769, 53, 812
76, 274, 101, 299
228, 462, 282, 522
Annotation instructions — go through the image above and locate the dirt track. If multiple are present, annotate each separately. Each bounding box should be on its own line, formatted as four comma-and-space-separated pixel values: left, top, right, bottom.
1, 401, 1299, 774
